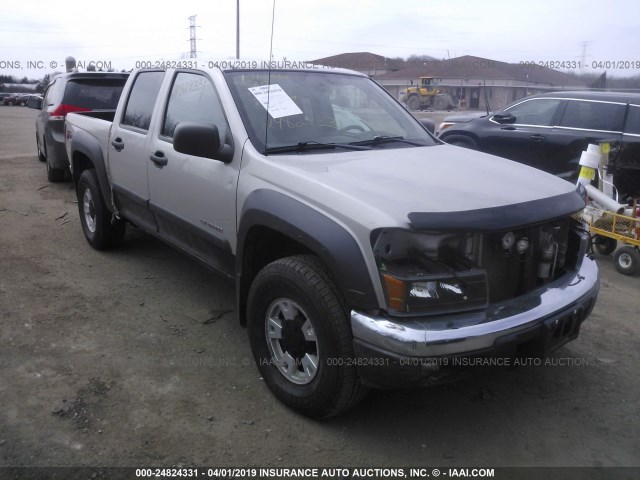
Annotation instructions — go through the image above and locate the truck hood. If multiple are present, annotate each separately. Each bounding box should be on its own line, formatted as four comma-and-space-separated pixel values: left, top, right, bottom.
256, 144, 583, 231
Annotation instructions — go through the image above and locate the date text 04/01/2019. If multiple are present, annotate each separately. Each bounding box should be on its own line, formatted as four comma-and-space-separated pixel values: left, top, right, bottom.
519, 60, 640, 69
134, 467, 496, 478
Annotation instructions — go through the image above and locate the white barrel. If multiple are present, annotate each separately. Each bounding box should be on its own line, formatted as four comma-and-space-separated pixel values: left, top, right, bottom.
579, 144, 601, 169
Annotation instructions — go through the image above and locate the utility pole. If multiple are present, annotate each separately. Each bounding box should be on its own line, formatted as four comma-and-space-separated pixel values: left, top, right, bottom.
579, 41, 589, 71
189, 15, 197, 59
236, 0, 240, 59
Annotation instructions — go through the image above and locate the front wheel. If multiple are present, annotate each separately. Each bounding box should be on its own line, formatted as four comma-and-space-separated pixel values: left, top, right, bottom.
77, 169, 125, 250
407, 95, 421, 111
247, 255, 368, 418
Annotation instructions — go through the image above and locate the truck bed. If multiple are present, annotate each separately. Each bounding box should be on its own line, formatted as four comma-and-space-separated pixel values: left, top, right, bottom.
75, 109, 117, 122
65, 111, 115, 167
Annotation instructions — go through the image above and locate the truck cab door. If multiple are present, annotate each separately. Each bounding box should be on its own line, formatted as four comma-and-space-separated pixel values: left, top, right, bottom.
147, 71, 238, 276
108, 71, 166, 232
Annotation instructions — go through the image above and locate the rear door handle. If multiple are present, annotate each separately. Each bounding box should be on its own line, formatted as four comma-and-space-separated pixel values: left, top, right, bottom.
501, 126, 516, 131
111, 138, 124, 151
530, 134, 545, 142
150, 151, 168, 168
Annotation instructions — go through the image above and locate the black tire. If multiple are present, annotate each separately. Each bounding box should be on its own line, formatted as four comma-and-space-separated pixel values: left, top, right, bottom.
36, 135, 46, 162
407, 95, 421, 111
77, 169, 125, 250
594, 235, 617, 255
613, 246, 639, 276
247, 255, 368, 418
46, 159, 65, 182
443, 134, 478, 149
435, 95, 451, 110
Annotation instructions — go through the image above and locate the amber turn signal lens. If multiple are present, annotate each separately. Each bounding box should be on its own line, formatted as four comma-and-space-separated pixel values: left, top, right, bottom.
382, 273, 406, 312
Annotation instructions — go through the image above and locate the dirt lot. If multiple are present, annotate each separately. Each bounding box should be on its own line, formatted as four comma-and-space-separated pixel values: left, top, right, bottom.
0, 107, 639, 472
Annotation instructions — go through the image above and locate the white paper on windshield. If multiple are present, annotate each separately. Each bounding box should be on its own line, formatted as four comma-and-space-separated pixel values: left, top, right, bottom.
248, 84, 303, 119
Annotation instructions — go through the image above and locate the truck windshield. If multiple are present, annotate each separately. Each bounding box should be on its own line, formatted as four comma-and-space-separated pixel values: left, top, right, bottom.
224, 70, 436, 154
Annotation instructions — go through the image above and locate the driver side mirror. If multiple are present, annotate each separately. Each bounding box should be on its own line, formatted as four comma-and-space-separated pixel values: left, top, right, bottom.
492, 113, 516, 124
173, 122, 234, 163
419, 118, 436, 134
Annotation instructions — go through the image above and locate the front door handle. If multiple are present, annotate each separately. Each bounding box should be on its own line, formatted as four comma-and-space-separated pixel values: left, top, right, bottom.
111, 138, 124, 151
150, 151, 168, 168
501, 126, 516, 131
530, 134, 545, 142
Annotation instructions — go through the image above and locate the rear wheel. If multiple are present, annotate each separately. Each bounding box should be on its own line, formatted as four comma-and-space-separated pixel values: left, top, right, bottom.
247, 255, 368, 418
77, 169, 125, 250
614, 246, 639, 276
46, 159, 65, 182
36, 135, 46, 162
594, 235, 617, 255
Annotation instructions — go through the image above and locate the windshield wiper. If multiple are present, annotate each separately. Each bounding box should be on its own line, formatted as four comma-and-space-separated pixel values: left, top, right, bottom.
264, 141, 372, 154
352, 135, 427, 147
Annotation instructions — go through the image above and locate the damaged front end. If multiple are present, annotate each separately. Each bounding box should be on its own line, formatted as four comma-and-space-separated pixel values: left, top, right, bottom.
350, 196, 599, 388
372, 217, 584, 316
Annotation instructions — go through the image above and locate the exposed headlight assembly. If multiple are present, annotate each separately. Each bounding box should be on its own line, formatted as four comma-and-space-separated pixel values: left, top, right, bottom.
372, 229, 488, 316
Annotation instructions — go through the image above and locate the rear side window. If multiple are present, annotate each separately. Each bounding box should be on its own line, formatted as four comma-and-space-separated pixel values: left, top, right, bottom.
122, 71, 165, 131
559, 100, 625, 132
504, 98, 562, 126
44, 79, 64, 106
63, 79, 127, 110
161, 72, 228, 140
624, 105, 640, 135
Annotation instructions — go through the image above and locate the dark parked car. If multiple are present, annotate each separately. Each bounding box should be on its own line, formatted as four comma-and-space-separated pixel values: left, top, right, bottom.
29, 71, 129, 182
16, 94, 42, 106
438, 91, 640, 201
0, 93, 16, 104
2, 93, 22, 106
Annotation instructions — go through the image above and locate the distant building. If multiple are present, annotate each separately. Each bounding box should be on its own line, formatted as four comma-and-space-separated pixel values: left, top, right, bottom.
311, 52, 404, 77
311, 53, 587, 110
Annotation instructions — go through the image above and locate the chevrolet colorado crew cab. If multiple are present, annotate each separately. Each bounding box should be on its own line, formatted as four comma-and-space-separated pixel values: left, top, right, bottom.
64, 65, 599, 418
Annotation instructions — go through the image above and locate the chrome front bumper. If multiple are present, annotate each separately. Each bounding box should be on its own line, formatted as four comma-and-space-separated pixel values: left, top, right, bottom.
351, 256, 599, 359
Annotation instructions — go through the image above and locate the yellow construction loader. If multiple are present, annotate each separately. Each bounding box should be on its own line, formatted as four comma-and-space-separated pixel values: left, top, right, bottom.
403, 77, 455, 111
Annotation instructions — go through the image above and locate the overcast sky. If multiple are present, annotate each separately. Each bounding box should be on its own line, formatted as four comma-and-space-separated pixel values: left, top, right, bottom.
1, 0, 639, 80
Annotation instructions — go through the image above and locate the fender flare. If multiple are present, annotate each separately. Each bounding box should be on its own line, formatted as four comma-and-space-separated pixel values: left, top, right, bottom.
69, 129, 115, 213
236, 189, 379, 323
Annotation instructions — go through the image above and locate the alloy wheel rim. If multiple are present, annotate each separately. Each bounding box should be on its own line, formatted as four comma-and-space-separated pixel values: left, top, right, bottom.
265, 298, 319, 385
83, 189, 97, 233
